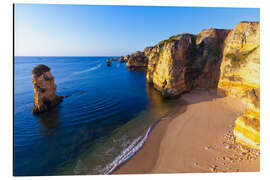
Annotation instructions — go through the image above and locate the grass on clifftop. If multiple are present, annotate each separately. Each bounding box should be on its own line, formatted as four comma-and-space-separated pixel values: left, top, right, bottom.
225, 46, 259, 68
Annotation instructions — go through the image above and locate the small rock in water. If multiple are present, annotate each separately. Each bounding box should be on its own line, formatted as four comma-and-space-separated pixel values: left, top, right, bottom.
225, 145, 232, 149
194, 162, 199, 166
204, 146, 211, 150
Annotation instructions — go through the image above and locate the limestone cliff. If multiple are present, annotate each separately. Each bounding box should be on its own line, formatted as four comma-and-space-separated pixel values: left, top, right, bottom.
145, 33, 198, 97
126, 51, 148, 70
32, 65, 63, 114
217, 22, 260, 149
144, 29, 229, 97
126, 21, 260, 149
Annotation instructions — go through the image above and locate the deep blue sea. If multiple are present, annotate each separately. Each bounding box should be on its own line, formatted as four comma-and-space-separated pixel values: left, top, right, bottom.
14, 56, 181, 176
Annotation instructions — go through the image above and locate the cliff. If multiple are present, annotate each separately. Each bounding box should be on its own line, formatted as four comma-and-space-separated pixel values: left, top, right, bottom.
217, 22, 260, 149
143, 29, 229, 97
126, 51, 148, 70
32, 64, 63, 114
126, 21, 260, 149
145, 33, 198, 97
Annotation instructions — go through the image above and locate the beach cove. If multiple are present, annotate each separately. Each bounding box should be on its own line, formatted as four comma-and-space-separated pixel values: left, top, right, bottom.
114, 90, 259, 174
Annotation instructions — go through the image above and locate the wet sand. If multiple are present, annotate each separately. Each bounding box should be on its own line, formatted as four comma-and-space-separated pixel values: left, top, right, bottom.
114, 89, 260, 174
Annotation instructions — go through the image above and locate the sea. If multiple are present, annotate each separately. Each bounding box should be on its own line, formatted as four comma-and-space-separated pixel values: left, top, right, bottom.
14, 56, 182, 176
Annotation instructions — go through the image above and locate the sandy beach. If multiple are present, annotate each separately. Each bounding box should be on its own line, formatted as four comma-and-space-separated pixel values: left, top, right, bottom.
114, 90, 260, 174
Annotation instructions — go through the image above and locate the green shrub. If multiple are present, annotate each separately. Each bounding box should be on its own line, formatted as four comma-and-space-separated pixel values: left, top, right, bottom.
225, 46, 259, 68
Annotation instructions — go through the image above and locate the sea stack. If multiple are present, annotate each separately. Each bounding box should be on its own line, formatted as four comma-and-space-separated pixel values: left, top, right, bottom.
119, 56, 125, 63
32, 64, 63, 114
106, 59, 111, 66
124, 55, 130, 62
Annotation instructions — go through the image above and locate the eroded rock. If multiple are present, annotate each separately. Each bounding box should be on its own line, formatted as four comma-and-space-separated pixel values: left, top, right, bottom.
32, 64, 63, 114
126, 51, 148, 70
217, 21, 260, 149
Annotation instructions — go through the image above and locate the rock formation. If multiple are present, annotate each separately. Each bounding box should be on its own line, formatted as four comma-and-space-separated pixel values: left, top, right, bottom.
106, 59, 111, 66
119, 56, 125, 63
126, 21, 260, 149
126, 51, 148, 70
143, 29, 229, 97
124, 55, 130, 62
217, 22, 260, 149
32, 64, 63, 114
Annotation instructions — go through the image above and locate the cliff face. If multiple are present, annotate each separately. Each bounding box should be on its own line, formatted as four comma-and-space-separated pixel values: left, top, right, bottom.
217, 22, 260, 149
32, 65, 63, 114
144, 29, 229, 97
126, 51, 148, 70
145, 34, 198, 97
193, 29, 229, 89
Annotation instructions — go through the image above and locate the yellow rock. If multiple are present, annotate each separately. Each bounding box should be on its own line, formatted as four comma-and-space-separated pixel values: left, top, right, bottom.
218, 21, 260, 149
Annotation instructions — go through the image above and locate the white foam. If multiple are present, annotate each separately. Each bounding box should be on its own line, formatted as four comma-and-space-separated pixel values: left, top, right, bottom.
58, 64, 102, 84
72, 64, 102, 75
104, 127, 152, 174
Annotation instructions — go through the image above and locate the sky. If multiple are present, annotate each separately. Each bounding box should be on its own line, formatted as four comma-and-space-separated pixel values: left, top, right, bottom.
14, 4, 260, 56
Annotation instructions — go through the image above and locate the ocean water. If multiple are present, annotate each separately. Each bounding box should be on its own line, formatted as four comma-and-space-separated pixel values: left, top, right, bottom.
14, 56, 182, 176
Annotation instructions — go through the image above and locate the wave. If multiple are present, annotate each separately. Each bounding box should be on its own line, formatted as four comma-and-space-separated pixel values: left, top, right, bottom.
58, 64, 102, 84
104, 127, 152, 174
72, 64, 102, 75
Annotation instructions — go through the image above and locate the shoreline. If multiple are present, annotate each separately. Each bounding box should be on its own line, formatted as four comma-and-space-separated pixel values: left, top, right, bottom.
113, 89, 260, 174
107, 101, 187, 174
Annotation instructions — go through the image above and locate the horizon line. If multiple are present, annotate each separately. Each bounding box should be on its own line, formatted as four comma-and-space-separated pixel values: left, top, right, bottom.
14, 55, 124, 57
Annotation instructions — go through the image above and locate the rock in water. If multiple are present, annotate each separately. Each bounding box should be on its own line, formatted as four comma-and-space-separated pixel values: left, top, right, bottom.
119, 56, 125, 63
32, 64, 63, 114
106, 59, 111, 66
124, 55, 130, 62
126, 51, 148, 70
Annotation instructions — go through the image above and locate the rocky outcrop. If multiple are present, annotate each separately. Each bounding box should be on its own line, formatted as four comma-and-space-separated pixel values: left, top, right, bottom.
145, 34, 198, 97
106, 59, 111, 66
32, 65, 63, 114
217, 22, 260, 149
119, 56, 125, 63
144, 29, 229, 97
124, 55, 130, 61
126, 51, 148, 70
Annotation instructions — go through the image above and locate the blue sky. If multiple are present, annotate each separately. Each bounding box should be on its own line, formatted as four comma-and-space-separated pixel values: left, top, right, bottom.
14, 4, 260, 56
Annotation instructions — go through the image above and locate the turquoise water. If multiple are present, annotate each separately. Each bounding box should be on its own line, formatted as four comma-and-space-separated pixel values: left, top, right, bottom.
14, 56, 181, 176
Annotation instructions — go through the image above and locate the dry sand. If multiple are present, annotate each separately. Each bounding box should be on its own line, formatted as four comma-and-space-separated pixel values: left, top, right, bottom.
114, 89, 260, 174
